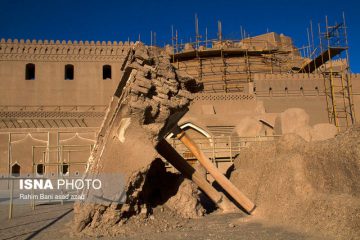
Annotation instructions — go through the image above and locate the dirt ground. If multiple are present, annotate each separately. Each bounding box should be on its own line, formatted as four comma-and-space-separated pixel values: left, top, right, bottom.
0, 202, 327, 240
0, 203, 73, 240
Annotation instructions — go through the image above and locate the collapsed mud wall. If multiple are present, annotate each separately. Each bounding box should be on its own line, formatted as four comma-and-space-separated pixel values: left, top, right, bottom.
73, 43, 201, 233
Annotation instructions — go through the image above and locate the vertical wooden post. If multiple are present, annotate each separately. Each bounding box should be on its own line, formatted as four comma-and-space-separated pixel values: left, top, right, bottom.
8, 133, 11, 189
229, 136, 232, 162
8, 178, 13, 219
212, 137, 216, 163
31, 146, 35, 210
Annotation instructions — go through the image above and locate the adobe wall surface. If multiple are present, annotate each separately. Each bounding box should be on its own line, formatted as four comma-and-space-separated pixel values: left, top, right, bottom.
181, 93, 260, 128
259, 97, 328, 125
351, 75, 360, 119
240, 32, 297, 52
179, 72, 360, 137
0, 128, 97, 178
254, 73, 360, 124
1, 37, 360, 180
0, 39, 132, 106
254, 73, 328, 125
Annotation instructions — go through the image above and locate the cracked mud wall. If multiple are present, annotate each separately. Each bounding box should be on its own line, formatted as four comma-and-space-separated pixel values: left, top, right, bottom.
73, 43, 202, 234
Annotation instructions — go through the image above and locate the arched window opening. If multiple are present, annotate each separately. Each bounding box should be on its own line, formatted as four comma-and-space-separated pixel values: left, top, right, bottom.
11, 163, 21, 177
103, 65, 112, 80
65, 64, 74, 80
36, 164, 44, 175
61, 164, 69, 175
25, 63, 35, 80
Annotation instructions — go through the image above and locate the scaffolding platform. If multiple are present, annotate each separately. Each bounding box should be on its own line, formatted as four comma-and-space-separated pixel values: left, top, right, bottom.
298, 47, 347, 73
170, 48, 282, 62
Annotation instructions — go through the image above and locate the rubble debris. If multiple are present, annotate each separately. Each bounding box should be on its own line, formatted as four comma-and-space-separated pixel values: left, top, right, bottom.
138, 159, 205, 219
165, 178, 206, 218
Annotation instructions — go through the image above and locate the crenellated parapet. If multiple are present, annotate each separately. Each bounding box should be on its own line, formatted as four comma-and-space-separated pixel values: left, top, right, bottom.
350, 73, 360, 80
254, 73, 324, 81
255, 73, 360, 82
254, 73, 325, 97
0, 38, 134, 62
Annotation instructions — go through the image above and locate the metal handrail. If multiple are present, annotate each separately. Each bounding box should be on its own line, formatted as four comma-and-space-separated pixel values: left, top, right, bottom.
170, 135, 280, 162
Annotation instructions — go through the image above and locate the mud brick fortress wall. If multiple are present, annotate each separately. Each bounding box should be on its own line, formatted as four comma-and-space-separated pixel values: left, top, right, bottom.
0, 38, 132, 106
0, 36, 359, 178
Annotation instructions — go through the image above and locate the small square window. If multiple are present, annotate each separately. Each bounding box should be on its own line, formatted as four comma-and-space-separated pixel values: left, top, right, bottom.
25, 63, 35, 80
65, 64, 74, 80
103, 65, 111, 80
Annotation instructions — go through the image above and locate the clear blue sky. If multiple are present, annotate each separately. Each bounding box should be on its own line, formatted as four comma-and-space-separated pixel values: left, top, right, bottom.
0, 0, 359, 72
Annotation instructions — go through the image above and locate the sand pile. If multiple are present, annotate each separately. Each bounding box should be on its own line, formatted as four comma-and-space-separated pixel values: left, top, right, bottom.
73, 43, 203, 235
230, 125, 360, 239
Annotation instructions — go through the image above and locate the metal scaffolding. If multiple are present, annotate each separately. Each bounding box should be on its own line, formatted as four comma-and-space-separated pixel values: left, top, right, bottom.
317, 13, 356, 130
169, 14, 356, 129
169, 16, 296, 93
171, 44, 292, 93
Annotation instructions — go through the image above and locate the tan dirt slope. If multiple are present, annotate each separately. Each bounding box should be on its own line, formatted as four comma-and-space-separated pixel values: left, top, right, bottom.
230, 125, 360, 240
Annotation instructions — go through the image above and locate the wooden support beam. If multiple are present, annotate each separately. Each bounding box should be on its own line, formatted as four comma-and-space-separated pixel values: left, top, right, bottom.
156, 139, 237, 212
175, 130, 256, 214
